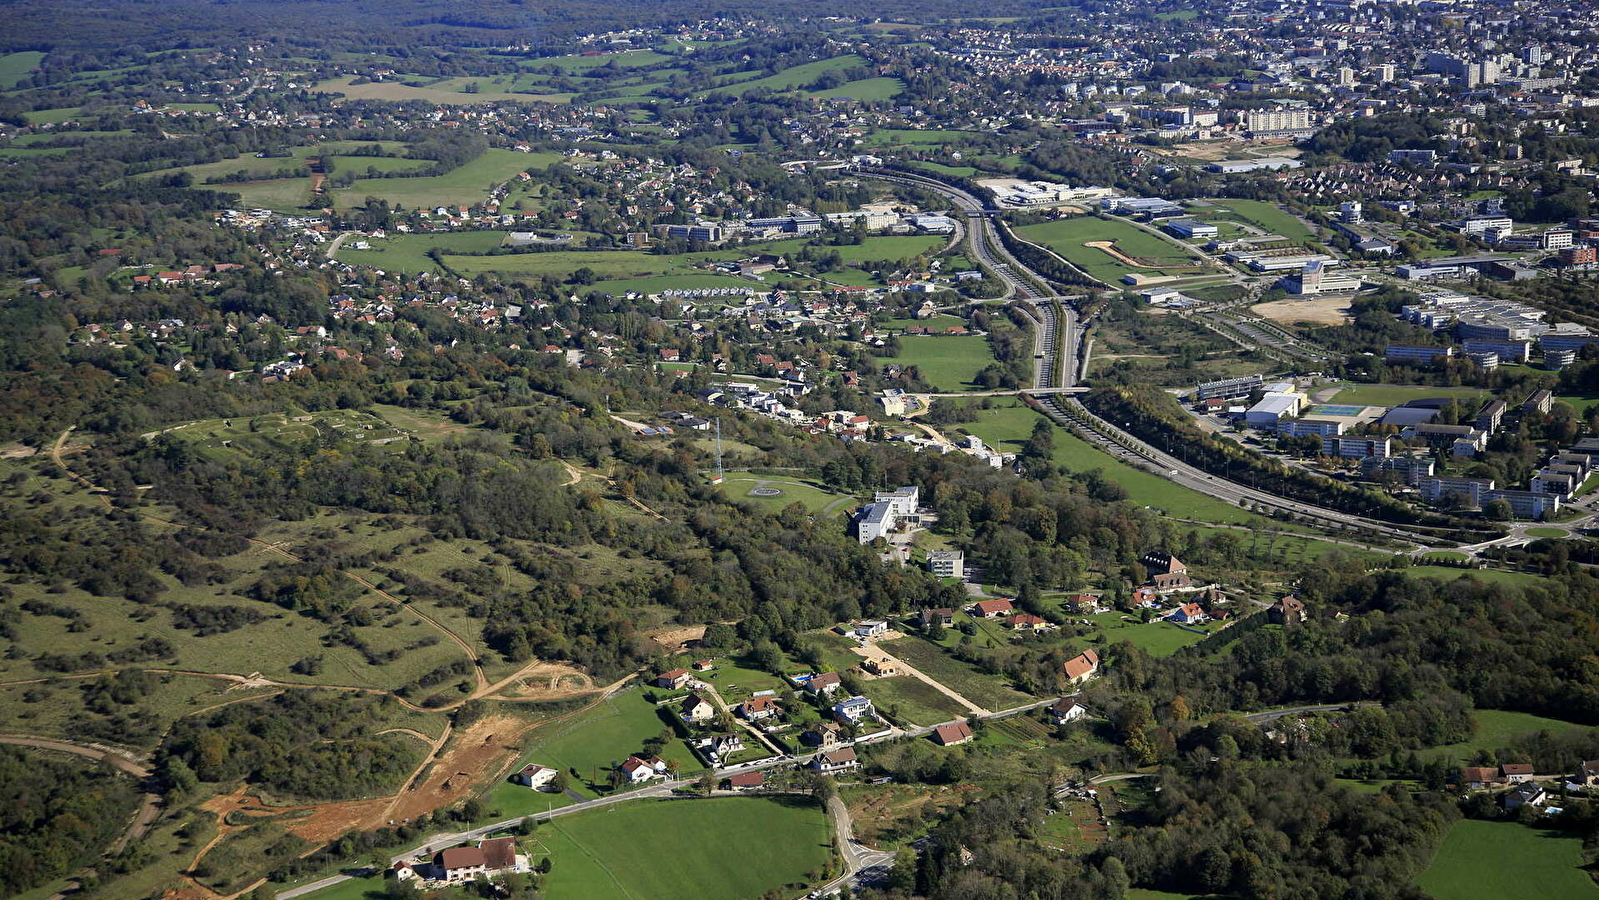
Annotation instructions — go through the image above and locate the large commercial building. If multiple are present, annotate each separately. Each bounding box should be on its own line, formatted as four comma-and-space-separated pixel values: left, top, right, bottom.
1420, 476, 1494, 508
1245, 392, 1306, 428
1363, 456, 1435, 486
1196, 373, 1264, 402
1385, 345, 1455, 364
1322, 436, 1391, 459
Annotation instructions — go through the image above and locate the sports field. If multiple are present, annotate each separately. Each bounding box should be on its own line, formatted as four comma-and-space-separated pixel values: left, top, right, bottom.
539, 798, 834, 900
1325, 383, 1489, 408
1203, 199, 1316, 243
882, 335, 996, 392
1418, 820, 1599, 900
1015, 216, 1207, 284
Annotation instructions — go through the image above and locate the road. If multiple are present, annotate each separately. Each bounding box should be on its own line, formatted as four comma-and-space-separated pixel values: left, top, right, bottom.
1243, 703, 1364, 724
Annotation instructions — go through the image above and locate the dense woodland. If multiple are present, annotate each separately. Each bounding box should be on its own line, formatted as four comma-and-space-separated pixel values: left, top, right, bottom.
0, 746, 142, 898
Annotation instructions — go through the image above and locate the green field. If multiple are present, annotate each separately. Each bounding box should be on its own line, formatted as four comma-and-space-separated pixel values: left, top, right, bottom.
1016, 216, 1208, 285
496, 690, 702, 794
1422, 709, 1589, 764
1083, 613, 1218, 657
882, 336, 996, 392
22, 107, 83, 124
1526, 527, 1570, 538
540, 798, 834, 900
706, 55, 865, 96
0, 51, 45, 87
290, 875, 385, 900
523, 49, 674, 72
1400, 566, 1544, 588
1325, 383, 1490, 408
885, 636, 1032, 711
1204, 199, 1316, 244
862, 129, 985, 147
715, 477, 859, 517
217, 178, 314, 211
857, 674, 969, 726
1418, 820, 1599, 900
331, 149, 562, 211
337, 230, 518, 273
811, 77, 905, 100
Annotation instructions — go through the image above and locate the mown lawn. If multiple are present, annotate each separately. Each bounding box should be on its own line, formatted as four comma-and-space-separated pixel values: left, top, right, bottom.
539, 797, 834, 900
1418, 820, 1599, 900
1324, 383, 1489, 408
1016, 216, 1206, 284
715, 477, 859, 517
1204, 199, 1316, 244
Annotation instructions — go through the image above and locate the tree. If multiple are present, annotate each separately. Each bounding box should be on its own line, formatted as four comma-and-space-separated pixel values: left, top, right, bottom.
1483, 498, 1514, 521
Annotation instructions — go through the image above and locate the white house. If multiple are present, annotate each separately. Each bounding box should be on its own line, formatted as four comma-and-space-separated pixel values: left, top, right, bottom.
833, 695, 876, 725
855, 620, 889, 639
1048, 698, 1090, 725
619, 756, 669, 783
812, 747, 860, 773
679, 694, 715, 724
511, 764, 559, 791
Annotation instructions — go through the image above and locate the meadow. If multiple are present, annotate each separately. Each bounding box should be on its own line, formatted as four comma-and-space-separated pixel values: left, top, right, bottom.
1399, 566, 1545, 589
495, 690, 702, 795
705, 55, 865, 96
885, 636, 1034, 711
337, 230, 517, 273
1417, 820, 1599, 900
715, 477, 859, 517
538, 798, 834, 900
312, 74, 570, 104
1420, 709, 1588, 764
882, 335, 997, 392
1325, 383, 1490, 407
330, 149, 562, 211
812, 77, 906, 100
0, 51, 44, 87
1202, 199, 1317, 244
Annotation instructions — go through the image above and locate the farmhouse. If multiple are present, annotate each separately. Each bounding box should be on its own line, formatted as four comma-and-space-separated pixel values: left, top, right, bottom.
511, 764, 559, 790
434, 846, 488, 883
1063, 649, 1100, 685
932, 721, 975, 746
1048, 698, 1089, 725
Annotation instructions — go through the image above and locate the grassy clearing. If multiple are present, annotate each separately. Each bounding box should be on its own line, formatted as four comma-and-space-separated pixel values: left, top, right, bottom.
22, 107, 84, 124
858, 674, 969, 726
1082, 613, 1219, 657
1016, 216, 1207, 284
881, 336, 997, 392
0, 51, 45, 87
218, 178, 314, 211
522, 49, 674, 72
540, 797, 834, 900
862, 128, 986, 147
1325, 383, 1490, 408
337, 230, 514, 273
312, 74, 570, 104
500, 690, 702, 794
290, 875, 386, 900
810, 77, 905, 100
1421, 709, 1589, 764
331, 149, 561, 211
1399, 566, 1544, 588
1418, 820, 1599, 900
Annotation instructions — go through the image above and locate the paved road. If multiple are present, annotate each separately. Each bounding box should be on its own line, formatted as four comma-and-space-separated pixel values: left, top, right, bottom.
1243, 703, 1362, 723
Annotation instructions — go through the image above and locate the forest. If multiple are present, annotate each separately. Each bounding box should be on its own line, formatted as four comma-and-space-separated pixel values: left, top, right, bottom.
0, 745, 142, 898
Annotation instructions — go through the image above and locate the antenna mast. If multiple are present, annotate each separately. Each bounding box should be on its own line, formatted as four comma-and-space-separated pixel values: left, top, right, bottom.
712, 418, 725, 484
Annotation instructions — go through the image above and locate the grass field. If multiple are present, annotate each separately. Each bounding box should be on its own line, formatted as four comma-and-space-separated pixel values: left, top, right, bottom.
22, 107, 83, 124
1526, 527, 1570, 538
540, 798, 834, 900
858, 674, 970, 727
313, 74, 570, 105
706, 55, 865, 96
715, 477, 859, 517
1204, 199, 1316, 244
1422, 709, 1589, 764
291, 875, 385, 900
337, 230, 516, 273
1083, 613, 1219, 657
882, 336, 996, 392
1400, 566, 1544, 588
861, 129, 985, 147
215, 178, 314, 211
1418, 820, 1599, 900
1016, 216, 1207, 284
0, 51, 45, 87
810, 77, 905, 100
331, 149, 561, 211
1325, 383, 1490, 408
497, 690, 702, 795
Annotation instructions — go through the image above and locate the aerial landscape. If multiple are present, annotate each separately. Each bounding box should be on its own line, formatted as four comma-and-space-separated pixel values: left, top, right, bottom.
8, 0, 1599, 898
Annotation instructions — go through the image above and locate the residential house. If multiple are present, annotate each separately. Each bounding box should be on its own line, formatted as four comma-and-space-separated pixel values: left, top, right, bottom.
1063, 649, 1100, 685
1007, 613, 1053, 632
855, 620, 889, 639
971, 598, 1015, 618
932, 721, 975, 746
919, 608, 956, 629
1500, 763, 1536, 784
802, 723, 844, 749
1575, 760, 1599, 787
1132, 586, 1160, 607
1459, 766, 1506, 790
813, 747, 860, 773
692, 659, 716, 672
679, 693, 715, 725
727, 771, 766, 792
1504, 782, 1548, 810
619, 756, 670, 783
511, 764, 559, 790
655, 668, 692, 690
1269, 596, 1307, 625
1048, 698, 1089, 725
1152, 572, 1193, 591
805, 672, 844, 696
738, 696, 782, 721
1065, 594, 1101, 615
833, 695, 876, 725
1165, 603, 1208, 625
1141, 551, 1187, 577
479, 838, 521, 876
695, 732, 746, 763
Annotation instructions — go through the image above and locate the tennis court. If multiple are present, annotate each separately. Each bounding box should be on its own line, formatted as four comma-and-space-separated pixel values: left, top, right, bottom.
1310, 404, 1370, 417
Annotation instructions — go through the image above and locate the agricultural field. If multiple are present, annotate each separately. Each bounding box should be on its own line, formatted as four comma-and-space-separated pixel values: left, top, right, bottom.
1420, 709, 1589, 764
313, 74, 570, 104
881, 335, 997, 392
705, 55, 866, 96
1417, 820, 1599, 900
537, 797, 834, 900
857, 674, 970, 727
21, 106, 83, 124
1015, 216, 1210, 285
330, 149, 562, 211
0, 51, 44, 87
336, 230, 522, 273
811, 77, 906, 100
883, 636, 1033, 711
1079, 612, 1223, 657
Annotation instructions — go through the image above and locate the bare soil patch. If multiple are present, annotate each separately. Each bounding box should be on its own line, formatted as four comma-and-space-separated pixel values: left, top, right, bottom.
650, 624, 707, 649
1251, 297, 1353, 327
382, 714, 531, 825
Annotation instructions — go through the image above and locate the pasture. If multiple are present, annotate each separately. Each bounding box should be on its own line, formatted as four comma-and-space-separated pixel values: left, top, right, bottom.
0, 51, 45, 87
706, 55, 865, 96
330, 149, 561, 211
312, 74, 570, 105
1421, 709, 1589, 764
1418, 820, 1599, 900
539, 798, 834, 900
496, 690, 701, 795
